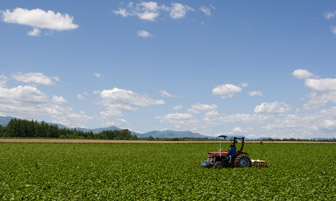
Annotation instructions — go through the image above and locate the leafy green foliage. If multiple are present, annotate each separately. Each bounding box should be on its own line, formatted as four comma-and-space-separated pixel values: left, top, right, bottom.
0, 143, 335, 200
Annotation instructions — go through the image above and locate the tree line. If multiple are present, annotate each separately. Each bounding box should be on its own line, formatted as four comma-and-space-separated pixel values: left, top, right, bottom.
0, 119, 138, 140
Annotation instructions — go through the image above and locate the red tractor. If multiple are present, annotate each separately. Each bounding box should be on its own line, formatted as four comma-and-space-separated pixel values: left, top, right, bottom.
201, 135, 253, 168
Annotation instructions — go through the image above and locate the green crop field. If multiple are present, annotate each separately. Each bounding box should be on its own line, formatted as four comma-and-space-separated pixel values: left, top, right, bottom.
0, 143, 335, 200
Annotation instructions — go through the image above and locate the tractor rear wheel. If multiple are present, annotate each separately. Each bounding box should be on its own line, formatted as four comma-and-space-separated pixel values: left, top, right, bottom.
214, 162, 224, 169
234, 154, 252, 168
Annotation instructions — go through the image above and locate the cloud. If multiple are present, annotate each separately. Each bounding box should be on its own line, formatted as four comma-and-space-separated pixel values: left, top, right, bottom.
303, 91, 336, 109
94, 73, 103, 78
113, 1, 162, 21
77, 92, 88, 101
27, 28, 40, 36
158, 113, 192, 120
158, 98, 336, 138
240, 83, 248, 88
248, 91, 263, 96
305, 78, 336, 91
113, 2, 193, 21
136, 1, 160, 21
173, 105, 183, 110
138, 12, 159, 21
292, 69, 314, 80
170, 3, 194, 19
325, 10, 336, 19
156, 112, 197, 129
98, 88, 164, 117
12, 72, 59, 86
212, 84, 242, 99
46, 105, 92, 128
232, 127, 244, 133
0, 75, 9, 87
221, 113, 271, 124
1, 8, 78, 35
200, 5, 215, 16
77, 94, 85, 101
0, 84, 92, 128
254, 101, 291, 114
158, 103, 221, 132
293, 69, 336, 109
0, 85, 47, 106
137, 30, 152, 38
187, 103, 217, 114
160, 90, 175, 98
331, 26, 336, 35
0, 85, 48, 118
158, 100, 336, 138
259, 107, 336, 138
105, 118, 128, 127
52, 96, 67, 105
140, 1, 159, 10
113, 8, 128, 17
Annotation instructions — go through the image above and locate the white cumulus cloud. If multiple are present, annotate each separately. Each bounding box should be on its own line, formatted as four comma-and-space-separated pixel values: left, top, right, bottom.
98, 88, 164, 117
113, 8, 128, 17
200, 6, 213, 16
1, 8, 78, 35
0, 85, 48, 118
293, 69, 336, 109
248, 91, 263, 96
188, 103, 217, 114
170, 3, 194, 19
12, 72, 59, 86
46, 106, 92, 128
0, 84, 92, 128
113, 1, 162, 21
232, 127, 243, 133
156, 112, 197, 129
331, 26, 336, 35
105, 118, 128, 127
292, 69, 314, 80
160, 113, 192, 120
254, 101, 291, 114
27, 28, 41, 36
52, 96, 67, 105
113, 2, 193, 21
0, 75, 9, 87
173, 105, 183, 110
137, 30, 152, 38
94, 73, 103, 78
305, 78, 336, 91
77, 92, 89, 101
160, 90, 175, 98
0, 85, 47, 106
303, 91, 336, 109
212, 84, 242, 99
325, 10, 336, 19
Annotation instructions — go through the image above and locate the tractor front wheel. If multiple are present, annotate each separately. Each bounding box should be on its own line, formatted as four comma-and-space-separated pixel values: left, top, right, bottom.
234, 154, 252, 168
214, 162, 224, 169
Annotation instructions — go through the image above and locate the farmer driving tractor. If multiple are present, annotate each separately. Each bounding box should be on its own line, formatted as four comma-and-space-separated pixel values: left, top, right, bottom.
227, 144, 237, 162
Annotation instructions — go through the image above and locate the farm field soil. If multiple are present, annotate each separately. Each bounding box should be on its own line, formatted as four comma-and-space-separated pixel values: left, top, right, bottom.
0, 143, 335, 200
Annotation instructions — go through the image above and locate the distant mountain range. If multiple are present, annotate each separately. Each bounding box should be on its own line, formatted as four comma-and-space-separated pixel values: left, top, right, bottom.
0, 116, 12, 127
74, 126, 121, 134
0, 116, 208, 138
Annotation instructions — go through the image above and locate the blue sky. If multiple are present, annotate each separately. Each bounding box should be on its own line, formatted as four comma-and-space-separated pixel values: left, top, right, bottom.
1, 0, 336, 138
